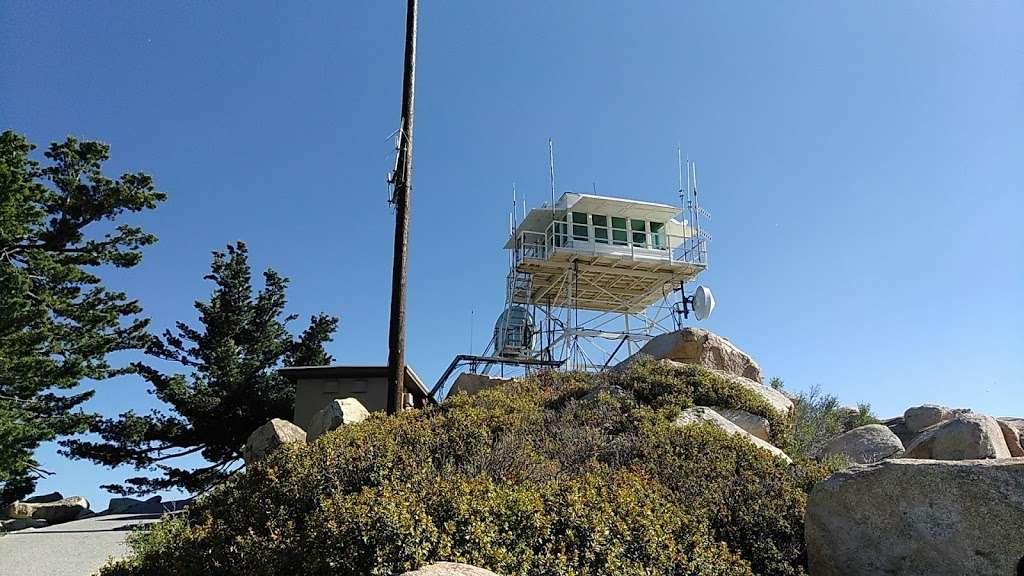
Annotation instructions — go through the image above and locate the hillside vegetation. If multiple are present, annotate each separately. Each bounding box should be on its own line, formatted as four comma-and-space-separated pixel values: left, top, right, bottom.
101, 357, 838, 576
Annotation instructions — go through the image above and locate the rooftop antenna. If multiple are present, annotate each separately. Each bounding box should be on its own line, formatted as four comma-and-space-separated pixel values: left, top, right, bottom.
548, 138, 556, 214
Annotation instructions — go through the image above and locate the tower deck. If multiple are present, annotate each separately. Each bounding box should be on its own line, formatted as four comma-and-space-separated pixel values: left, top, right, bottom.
512, 240, 706, 313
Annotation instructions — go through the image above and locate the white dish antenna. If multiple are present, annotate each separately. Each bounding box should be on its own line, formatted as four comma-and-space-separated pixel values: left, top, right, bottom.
692, 285, 715, 321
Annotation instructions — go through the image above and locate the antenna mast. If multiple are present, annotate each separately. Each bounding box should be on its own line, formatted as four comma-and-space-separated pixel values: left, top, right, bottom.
548, 139, 556, 213
386, 0, 419, 415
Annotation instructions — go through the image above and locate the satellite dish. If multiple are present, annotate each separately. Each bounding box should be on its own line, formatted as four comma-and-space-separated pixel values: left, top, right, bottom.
692, 285, 715, 321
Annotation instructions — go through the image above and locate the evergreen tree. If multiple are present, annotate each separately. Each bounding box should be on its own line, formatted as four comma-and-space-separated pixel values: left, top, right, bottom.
64, 242, 338, 495
0, 130, 164, 503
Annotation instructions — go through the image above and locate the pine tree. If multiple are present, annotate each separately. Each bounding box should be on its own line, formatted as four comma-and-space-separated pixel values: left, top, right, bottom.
0, 130, 164, 503
63, 242, 338, 495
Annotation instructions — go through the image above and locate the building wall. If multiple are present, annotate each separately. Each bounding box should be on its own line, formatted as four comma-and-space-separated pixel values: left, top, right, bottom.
293, 376, 388, 430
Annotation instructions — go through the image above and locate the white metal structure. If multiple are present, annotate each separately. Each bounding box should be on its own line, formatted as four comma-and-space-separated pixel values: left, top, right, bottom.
477, 181, 711, 374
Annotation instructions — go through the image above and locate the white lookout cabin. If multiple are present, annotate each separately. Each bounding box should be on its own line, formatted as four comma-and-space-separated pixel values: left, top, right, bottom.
505, 192, 707, 314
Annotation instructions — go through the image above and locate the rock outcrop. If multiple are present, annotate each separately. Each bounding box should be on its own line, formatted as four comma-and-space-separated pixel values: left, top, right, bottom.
999, 418, 1024, 457
626, 328, 763, 383
674, 407, 791, 463
4, 496, 89, 524
401, 562, 501, 576
997, 420, 1024, 458
1, 517, 47, 531
904, 413, 1011, 460
711, 407, 770, 441
881, 416, 915, 447
449, 372, 514, 396
806, 458, 1024, 576
242, 418, 307, 464
820, 424, 904, 464
903, 404, 970, 433
23, 492, 63, 504
700, 365, 793, 416
306, 398, 370, 441
106, 495, 165, 515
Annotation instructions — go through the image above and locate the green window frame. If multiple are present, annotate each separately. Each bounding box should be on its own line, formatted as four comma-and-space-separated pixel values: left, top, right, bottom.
571, 212, 589, 241
630, 219, 647, 246
592, 214, 609, 244
611, 217, 628, 245
650, 222, 666, 249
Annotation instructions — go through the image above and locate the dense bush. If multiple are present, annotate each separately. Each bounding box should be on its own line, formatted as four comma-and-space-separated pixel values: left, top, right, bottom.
102, 357, 832, 576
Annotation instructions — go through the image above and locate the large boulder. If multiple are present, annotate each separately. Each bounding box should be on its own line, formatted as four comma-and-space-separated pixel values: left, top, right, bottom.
1, 517, 47, 531
626, 328, 763, 383
881, 416, 916, 447
306, 398, 370, 441
806, 458, 1024, 576
401, 562, 501, 576
903, 404, 970, 433
4, 496, 89, 524
698, 365, 793, 416
23, 491, 63, 504
242, 418, 306, 464
106, 495, 164, 515
999, 418, 1024, 457
997, 420, 1024, 457
711, 407, 770, 441
674, 407, 791, 463
904, 413, 1011, 460
449, 372, 513, 396
820, 424, 904, 464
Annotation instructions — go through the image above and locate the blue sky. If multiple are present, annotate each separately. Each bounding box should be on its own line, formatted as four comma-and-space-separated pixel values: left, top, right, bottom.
2, 1, 1021, 508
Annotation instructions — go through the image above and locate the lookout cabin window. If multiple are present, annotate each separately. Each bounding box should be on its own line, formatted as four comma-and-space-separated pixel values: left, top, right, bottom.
611, 217, 628, 245
592, 214, 609, 244
650, 221, 666, 249
631, 218, 647, 246
571, 212, 589, 242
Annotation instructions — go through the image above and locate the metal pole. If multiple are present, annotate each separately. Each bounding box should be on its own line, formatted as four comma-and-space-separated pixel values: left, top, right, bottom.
387, 0, 419, 415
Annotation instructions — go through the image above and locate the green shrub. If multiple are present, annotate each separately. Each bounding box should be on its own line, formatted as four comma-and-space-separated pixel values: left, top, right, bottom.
786, 384, 878, 459
102, 360, 829, 576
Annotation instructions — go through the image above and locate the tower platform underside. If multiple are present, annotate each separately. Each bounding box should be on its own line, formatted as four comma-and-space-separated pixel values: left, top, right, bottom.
513, 251, 705, 314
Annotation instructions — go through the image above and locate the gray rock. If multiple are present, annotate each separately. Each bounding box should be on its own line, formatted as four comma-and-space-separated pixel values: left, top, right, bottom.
448, 372, 514, 396
579, 384, 635, 404
903, 404, 970, 433
401, 562, 501, 576
821, 424, 904, 464
23, 492, 63, 504
1, 517, 47, 531
623, 328, 763, 383
996, 419, 1024, 457
806, 458, 1024, 576
242, 418, 306, 464
106, 495, 163, 515
882, 416, 916, 447
998, 418, 1024, 456
904, 413, 1011, 460
674, 407, 791, 463
699, 365, 793, 416
711, 407, 770, 441
4, 496, 89, 525
306, 398, 370, 441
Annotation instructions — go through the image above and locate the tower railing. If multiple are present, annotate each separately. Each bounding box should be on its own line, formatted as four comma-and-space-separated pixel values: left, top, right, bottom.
512, 222, 708, 268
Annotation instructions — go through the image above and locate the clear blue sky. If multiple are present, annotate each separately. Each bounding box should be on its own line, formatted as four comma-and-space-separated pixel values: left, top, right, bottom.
2, 1, 1021, 508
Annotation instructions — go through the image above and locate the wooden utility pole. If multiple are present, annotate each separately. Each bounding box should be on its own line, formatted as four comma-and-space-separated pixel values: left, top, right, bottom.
386, 0, 419, 415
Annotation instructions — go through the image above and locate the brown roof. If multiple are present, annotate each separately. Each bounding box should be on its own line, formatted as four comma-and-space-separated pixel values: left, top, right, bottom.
277, 365, 429, 399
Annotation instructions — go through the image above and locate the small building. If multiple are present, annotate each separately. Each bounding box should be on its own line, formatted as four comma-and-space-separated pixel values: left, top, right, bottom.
279, 365, 429, 430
